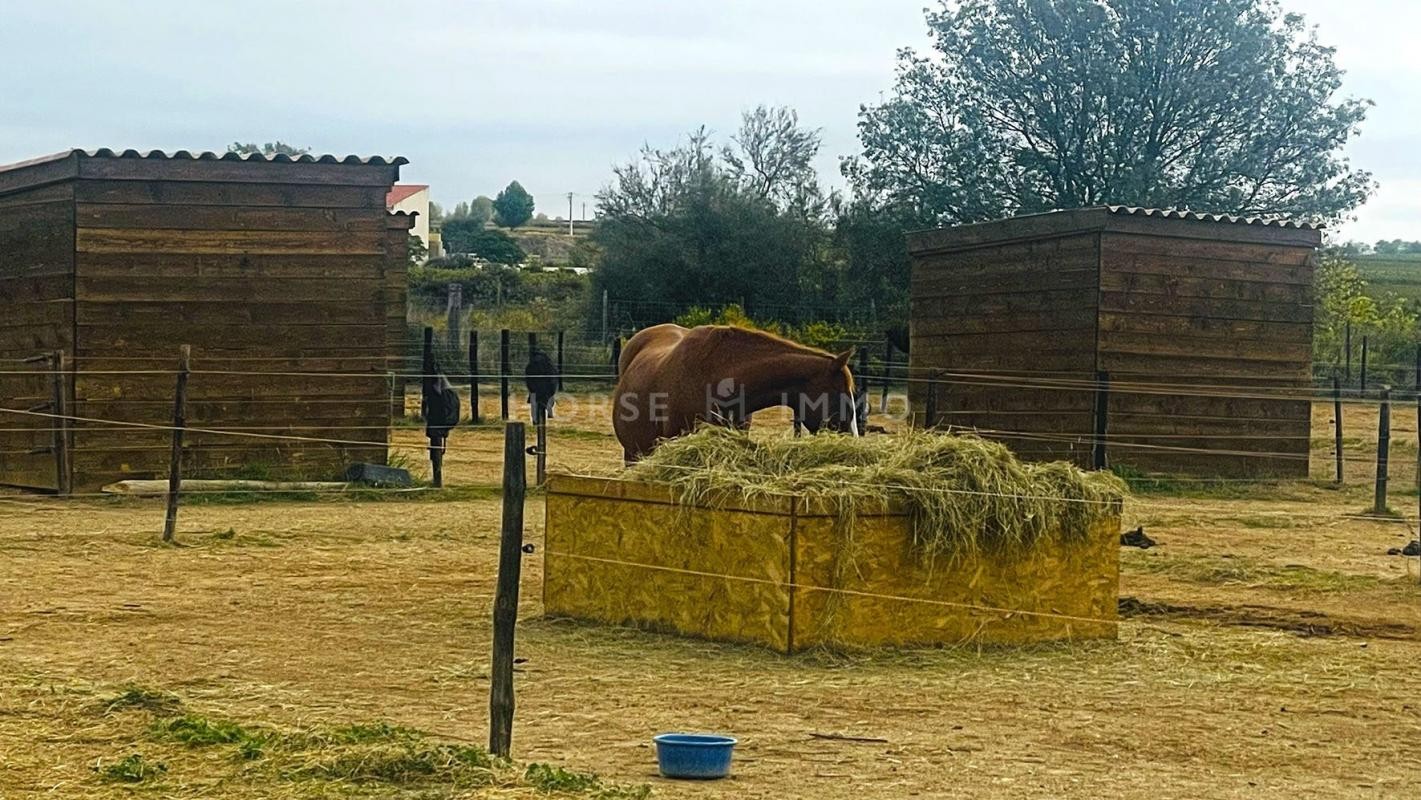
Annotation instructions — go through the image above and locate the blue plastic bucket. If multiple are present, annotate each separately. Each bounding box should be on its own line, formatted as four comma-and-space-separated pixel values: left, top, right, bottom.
653, 733, 737, 779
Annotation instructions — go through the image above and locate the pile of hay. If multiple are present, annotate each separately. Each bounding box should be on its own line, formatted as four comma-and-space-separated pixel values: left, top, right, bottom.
628, 427, 1127, 562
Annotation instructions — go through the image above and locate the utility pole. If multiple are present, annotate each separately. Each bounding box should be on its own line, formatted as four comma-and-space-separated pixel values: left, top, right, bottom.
567, 192, 574, 235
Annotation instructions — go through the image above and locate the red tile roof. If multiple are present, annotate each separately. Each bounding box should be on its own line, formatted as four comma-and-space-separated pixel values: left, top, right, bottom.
386, 184, 428, 208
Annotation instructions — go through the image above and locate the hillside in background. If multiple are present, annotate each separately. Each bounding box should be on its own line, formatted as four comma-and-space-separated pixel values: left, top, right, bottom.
1353, 252, 1421, 303
508, 221, 593, 268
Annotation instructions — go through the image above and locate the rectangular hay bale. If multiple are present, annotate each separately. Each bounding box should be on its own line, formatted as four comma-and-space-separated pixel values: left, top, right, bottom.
544, 475, 1119, 653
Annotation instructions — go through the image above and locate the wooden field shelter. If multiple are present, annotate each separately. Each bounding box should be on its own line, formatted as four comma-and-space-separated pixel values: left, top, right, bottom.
907, 207, 1321, 477
0, 148, 413, 492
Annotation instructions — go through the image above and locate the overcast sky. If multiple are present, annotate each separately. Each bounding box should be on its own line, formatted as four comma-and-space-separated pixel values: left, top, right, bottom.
1, 0, 1415, 242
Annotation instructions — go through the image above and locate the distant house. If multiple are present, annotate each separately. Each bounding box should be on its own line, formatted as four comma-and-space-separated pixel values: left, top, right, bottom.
386, 184, 433, 257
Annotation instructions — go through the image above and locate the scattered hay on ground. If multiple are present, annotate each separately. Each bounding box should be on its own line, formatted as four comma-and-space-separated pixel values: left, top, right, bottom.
628, 426, 1127, 562
1125, 553, 1391, 593
80, 684, 651, 797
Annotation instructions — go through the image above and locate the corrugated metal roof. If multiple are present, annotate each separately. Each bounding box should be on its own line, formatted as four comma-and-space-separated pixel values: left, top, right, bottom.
1103, 205, 1324, 230
906, 205, 1323, 253
0, 147, 407, 174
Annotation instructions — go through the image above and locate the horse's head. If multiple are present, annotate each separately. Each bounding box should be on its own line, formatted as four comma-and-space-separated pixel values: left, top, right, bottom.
798, 349, 860, 436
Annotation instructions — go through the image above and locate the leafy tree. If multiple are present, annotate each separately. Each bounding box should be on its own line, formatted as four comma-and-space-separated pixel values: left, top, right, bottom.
466, 230, 526, 265
1314, 256, 1417, 373
441, 219, 526, 263
448, 201, 472, 220
1374, 240, 1421, 255
1330, 240, 1371, 257
493, 181, 535, 228
407, 234, 428, 266
592, 111, 832, 319
227, 141, 310, 157
846, 0, 1374, 224
829, 199, 927, 328
441, 218, 481, 254
428, 201, 445, 223
470, 196, 495, 226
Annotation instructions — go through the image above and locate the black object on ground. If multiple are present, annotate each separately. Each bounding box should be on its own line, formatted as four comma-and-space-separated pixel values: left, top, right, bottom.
1120, 526, 1156, 549
1388, 540, 1421, 557
344, 463, 413, 487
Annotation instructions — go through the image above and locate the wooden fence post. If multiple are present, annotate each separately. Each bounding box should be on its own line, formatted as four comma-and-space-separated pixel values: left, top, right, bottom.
879, 340, 891, 414
1360, 336, 1369, 392
500, 329, 511, 421
1414, 347, 1421, 580
1374, 386, 1391, 515
1092, 370, 1110, 471
610, 336, 622, 378
469, 330, 481, 425
1333, 376, 1344, 484
489, 422, 526, 759
527, 331, 537, 355
556, 331, 565, 392
533, 403, 548, 486
446, 283, 463, 350
162, 345, 191, 544
48, 350, 70, 496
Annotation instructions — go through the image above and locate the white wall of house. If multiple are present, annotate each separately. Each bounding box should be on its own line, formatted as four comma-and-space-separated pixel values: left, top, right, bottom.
389, 186, 431, 251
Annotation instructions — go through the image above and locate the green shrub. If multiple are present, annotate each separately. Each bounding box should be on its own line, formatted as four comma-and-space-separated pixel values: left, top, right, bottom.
673, 304, 853, 349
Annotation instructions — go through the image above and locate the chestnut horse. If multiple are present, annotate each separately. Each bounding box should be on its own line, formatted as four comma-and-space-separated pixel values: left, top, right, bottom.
613, 324, 859, 462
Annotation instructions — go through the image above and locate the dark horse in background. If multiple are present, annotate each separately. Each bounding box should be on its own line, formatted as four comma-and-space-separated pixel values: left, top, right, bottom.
613, 324, 859, 462
525, 348, 558, 422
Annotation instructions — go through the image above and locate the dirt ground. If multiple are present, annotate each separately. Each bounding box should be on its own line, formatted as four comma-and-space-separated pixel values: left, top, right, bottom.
3, 394, 1421, 798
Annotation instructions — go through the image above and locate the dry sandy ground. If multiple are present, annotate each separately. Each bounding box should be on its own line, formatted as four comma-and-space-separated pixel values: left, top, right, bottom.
2, 396, 1420, 798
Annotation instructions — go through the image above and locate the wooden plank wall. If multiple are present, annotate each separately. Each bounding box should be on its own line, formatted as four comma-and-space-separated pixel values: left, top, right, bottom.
909, 234, 1101, 466
68, 164, 402, 489
1097, 233, 1314, 477
0, 184, 74, 490
384, 215, 413, 419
